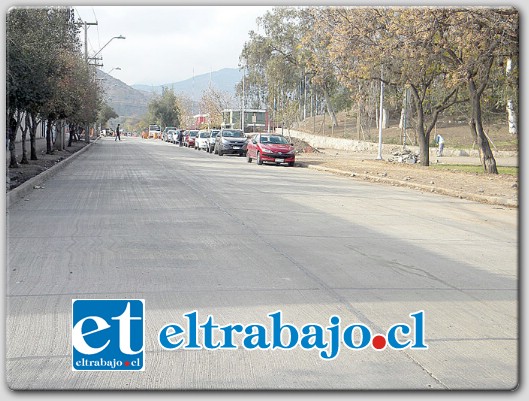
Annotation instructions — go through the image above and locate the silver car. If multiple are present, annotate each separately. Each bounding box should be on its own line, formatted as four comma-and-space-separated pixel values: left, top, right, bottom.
206, 129, 220, 153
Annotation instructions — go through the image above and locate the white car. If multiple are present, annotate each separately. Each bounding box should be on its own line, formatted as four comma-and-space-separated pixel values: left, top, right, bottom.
207, 129, 220, 153
195, 130, 210, 150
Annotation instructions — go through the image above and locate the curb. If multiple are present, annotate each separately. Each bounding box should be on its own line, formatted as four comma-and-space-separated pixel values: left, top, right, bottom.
6, 138, 99, 209
298, 163, 518, 208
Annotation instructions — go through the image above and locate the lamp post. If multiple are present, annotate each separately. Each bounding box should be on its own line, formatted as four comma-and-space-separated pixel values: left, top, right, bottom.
92, 35, 126, 59
376, 65, 384, 160
107, 67, 122, 74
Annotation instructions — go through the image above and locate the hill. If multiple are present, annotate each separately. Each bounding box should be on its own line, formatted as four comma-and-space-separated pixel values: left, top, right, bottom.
132, 68, 242, 102
96, 69, 152, 117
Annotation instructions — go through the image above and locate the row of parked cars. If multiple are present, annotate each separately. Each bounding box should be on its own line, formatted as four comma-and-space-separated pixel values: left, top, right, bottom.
161, 128, 296, 166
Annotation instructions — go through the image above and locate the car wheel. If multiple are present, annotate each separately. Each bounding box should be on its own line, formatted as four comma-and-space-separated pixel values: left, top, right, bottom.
288, 161, 295, 167
257, 152, 263, 165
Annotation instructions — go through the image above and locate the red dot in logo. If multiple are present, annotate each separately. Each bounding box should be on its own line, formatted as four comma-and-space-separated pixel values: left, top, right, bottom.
372, 335, 387, 350
124, 361, 130, 366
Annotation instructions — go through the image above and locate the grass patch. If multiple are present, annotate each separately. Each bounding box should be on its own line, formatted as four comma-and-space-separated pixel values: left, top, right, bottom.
430, 163, 518, 175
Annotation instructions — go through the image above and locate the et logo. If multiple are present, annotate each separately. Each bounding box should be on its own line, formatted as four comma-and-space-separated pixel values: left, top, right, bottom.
72, 299, 145, 371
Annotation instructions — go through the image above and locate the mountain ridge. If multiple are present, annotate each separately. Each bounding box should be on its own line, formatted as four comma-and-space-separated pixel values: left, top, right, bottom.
99, 67, 242, 118
131, 67, 242, 101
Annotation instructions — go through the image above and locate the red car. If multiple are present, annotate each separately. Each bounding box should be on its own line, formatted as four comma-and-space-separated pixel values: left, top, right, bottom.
246, 133, 296, 166
183, 130, 198, 148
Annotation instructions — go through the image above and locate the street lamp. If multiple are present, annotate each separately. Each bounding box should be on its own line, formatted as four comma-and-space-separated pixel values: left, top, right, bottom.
92, 35, 126, 59
107, 67, 122, 74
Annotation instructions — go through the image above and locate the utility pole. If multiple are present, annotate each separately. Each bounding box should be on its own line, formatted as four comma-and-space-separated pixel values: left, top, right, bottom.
77, 19, 98, 143
376, 66, 384, 160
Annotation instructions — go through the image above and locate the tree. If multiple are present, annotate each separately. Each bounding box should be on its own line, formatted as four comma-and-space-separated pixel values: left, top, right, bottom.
99, 102, 119, 128
316, 7, 463, 166
6, 7, 98, 159
148, 87, 181, 128
239, 7, 309, 128
199, 87, 233, 128
437, 8, 518, 173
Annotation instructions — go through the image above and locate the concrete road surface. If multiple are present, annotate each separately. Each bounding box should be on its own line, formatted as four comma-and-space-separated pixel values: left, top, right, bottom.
5, 137, 518, 390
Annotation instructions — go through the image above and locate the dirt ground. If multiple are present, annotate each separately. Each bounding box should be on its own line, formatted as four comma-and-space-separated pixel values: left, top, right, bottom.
291, 114, 519, 208
295, 146, 518, 208
6, 140, 89, 191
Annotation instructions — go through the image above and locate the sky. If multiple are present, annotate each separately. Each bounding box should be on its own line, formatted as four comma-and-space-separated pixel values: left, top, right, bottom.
74, 5, 273, 87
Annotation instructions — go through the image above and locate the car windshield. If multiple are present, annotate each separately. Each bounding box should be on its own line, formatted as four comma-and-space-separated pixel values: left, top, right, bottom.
260, 135, 289, 144
223, 130, 245, 138
189, 131, 198, 137
211, 131, 220, 137
199, 132, 209, 137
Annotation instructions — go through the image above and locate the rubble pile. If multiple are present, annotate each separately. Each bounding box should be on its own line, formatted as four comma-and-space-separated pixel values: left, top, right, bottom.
388, 148, 420, 164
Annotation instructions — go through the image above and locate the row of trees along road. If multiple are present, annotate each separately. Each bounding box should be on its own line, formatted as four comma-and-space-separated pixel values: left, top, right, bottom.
239, 7, 518, 173
6, 7, 113, 169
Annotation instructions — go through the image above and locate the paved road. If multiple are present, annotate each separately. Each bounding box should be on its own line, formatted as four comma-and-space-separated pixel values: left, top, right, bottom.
5, 137, 518, 390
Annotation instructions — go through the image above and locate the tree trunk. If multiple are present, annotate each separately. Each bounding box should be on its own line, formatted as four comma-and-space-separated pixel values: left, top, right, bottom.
68, 123, 74, 147
20, 113, 30, 164
356, 103, 361, 141
29, 113, 38, 160
323, 86, 338, 128
469, 78, 498, 174
46, 118, 54, 154
55, 120, 64, 151
410, 88, 429, 166
8, 112, 19, 169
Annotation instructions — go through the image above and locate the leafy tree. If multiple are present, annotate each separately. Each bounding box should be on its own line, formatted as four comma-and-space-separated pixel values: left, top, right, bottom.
239, 7, 310, 128
7, 7, 99, 161
316, 7, 463, 166
436, 8, 518, 173
148, 87, 181, 129
99, 102, 119, 128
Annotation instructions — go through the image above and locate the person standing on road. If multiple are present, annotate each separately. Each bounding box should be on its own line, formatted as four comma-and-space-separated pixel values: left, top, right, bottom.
115, 124, 121, 141
435, 134, 444, 156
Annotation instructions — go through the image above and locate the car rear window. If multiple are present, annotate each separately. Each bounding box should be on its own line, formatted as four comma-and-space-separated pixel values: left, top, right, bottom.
223, 130, 245, 138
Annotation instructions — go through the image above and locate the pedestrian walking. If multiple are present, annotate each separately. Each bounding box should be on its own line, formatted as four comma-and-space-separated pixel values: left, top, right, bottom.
115, 124, 121, 141
435, 134, 444, 156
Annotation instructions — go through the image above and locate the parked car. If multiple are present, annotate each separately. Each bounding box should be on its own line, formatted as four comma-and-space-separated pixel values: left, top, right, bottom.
166, 130, 177, 143
246, 133, 296, 166
214, 129, 248, 156
163, 126, 177, 141
162, 127, 176, 142
206, 129, 220, 153
172, 129, 184, 145
183, 130, 199, 147
195, 130, 210, 150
